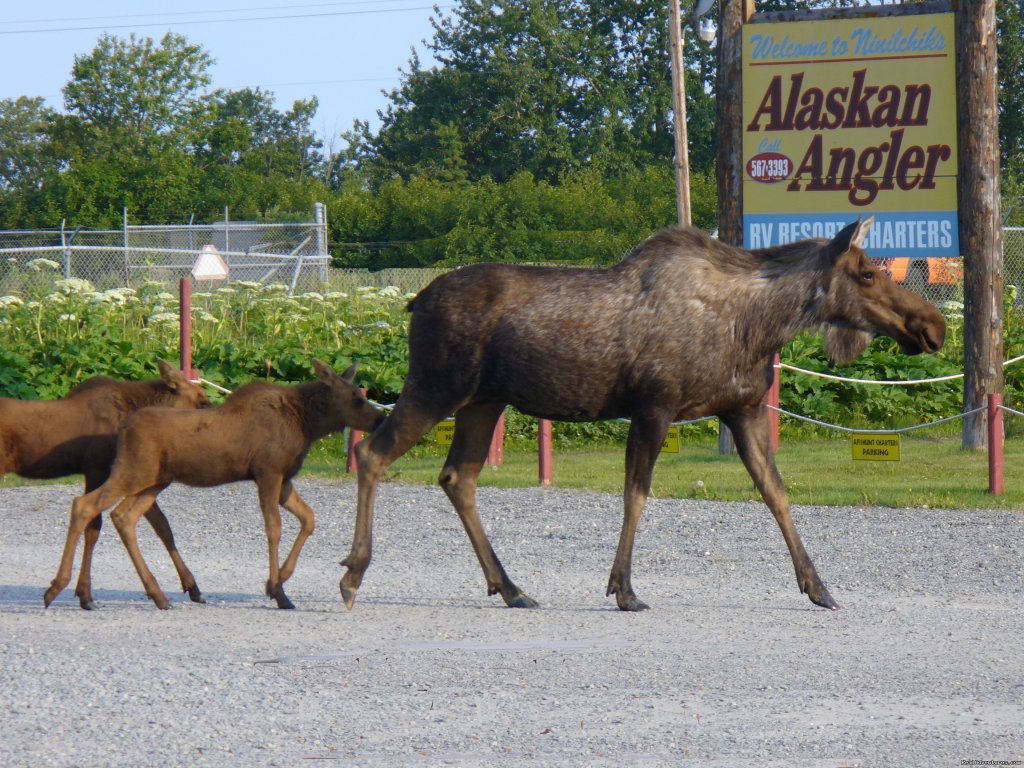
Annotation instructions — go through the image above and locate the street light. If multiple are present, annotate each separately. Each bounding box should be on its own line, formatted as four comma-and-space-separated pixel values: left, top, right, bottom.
669, 0, 719, 225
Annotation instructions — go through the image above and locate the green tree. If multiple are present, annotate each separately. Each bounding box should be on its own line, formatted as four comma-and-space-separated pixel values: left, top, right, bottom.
56, 32, 213, 225
0, 97, 61, 227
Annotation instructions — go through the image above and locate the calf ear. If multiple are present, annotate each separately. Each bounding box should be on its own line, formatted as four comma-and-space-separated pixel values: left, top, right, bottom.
312, 359, 335, 382
827, 217, 874, 262
340, 362, 359, 383
157, 359, 184, 390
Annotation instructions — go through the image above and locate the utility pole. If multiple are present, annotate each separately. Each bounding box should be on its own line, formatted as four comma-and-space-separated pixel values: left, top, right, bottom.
669, 0, 692, 226
958, 0, 1003, 450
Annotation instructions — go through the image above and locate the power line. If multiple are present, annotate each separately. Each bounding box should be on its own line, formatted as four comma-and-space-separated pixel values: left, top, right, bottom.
0, 1, 418, 26
0, 4, 451, 36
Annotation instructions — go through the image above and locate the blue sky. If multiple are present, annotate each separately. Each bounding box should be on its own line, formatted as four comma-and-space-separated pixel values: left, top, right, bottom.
0, 1, 446, 141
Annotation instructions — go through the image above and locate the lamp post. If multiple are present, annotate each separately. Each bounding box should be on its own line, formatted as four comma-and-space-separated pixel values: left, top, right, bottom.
668, 0, 718, 227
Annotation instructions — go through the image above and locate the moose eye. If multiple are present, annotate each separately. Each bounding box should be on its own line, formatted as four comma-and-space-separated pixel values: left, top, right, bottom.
860, 270, 874, 283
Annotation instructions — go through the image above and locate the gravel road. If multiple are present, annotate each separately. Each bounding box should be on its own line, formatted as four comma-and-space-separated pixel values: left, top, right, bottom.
1, 478, 1022, 767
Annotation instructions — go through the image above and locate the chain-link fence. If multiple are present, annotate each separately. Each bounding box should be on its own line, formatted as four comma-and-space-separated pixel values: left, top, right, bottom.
0, 204, 330, 297
1, 210, 1022, 306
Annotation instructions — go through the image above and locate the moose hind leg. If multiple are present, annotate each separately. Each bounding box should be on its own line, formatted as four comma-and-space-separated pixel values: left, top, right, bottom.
45, 487, 116, 608
144, 502, 204, 603
723, 406, 838, 610
440, 403, 537, 608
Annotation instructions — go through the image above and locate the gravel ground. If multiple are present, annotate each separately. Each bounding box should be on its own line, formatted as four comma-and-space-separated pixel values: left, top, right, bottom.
1, 478, 1022, 767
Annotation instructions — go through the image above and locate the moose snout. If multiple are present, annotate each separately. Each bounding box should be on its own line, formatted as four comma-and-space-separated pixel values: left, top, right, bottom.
904, 309, 946, 355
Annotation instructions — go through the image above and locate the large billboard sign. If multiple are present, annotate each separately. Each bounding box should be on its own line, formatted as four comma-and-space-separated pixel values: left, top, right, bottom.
742, 13, 958, 258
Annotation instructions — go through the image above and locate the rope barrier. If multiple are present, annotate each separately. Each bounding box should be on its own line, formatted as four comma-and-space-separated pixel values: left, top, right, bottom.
776, 351, 1024, 386
765, 404, 987, 435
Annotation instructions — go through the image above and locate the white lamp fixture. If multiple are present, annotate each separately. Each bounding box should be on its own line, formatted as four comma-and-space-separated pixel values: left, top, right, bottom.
692, 0, 718, 43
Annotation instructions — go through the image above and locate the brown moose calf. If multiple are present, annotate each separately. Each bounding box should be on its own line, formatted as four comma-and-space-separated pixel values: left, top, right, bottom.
0, 360, 211, 609
43, 361, 383, 610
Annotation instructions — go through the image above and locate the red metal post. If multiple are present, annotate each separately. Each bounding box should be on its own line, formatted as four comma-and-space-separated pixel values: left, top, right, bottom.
538, 418, 553, 486
178, 277, 197, 380
988, 393, 1003, 495
486, 410, 505, 466
346, 387, 369, 473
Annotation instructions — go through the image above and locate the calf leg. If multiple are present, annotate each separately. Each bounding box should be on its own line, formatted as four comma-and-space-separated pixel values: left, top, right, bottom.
722, 405, 838, 610
255, 475, 294, 609
143, 502, 204, 604
277, 481, 315, 585
44, 485, 124, 608
441, 403, 536, 608
74, 472, 108, 609
74, 515, 104, 610
341, 398, 451, 609
607, 411, 671, 611
109, 487, 173, 609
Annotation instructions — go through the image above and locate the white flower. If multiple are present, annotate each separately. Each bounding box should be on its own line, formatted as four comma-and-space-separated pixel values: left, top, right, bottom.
356, 286, 376, 294
262, 283, 288, 294
378, 285, 401, 298
44, 293, 66, 304
149, 312, 179, 325
58, 313, 78, 322
197, 311, 218, 323
215, 287, 236, 295
156, 292, 176, 301
325, 291, 349, 301
26, 258, 60, 272
300, 291, 325, 302
0, 295, 24, 308
54, 278, 95, 294
235, 280, 262, 290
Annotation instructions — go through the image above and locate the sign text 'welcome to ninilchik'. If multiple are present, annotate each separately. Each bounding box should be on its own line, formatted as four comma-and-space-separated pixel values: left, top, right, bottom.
741, 14, 958, 258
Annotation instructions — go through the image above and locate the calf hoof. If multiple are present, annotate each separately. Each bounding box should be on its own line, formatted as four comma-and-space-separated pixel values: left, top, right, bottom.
186, 585, 206, 604
80, 600, 99, 611
276, 596, 296, 610
42, 585, 61, 608
152, 595, 171, 610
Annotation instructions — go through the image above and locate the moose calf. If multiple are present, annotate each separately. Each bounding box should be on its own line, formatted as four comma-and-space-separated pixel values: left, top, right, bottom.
0, 360, 211, 609
44, 360, 383, 610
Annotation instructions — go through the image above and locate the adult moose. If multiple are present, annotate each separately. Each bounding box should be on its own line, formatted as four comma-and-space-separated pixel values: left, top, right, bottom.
0, 361, 211, 609
44, 361, 383, 610
340, 218, 946, 612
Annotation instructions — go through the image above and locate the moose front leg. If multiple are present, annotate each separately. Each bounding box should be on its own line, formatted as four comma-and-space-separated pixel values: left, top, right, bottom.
607, 412, 671, 612
723, 406, 838, 610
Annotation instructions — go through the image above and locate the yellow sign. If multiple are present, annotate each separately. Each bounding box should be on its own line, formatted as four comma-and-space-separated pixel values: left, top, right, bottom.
851, 435, 900, 462
434, 419, 455, 446
742, 13, 958, 258
660, 426, 681, 454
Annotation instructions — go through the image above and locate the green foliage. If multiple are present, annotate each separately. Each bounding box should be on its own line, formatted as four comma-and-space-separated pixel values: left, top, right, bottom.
0, 263, 975, 451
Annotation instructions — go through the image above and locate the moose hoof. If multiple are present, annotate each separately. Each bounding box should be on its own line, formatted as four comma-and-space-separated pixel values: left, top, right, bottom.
186, 586, 206, 604
80, 600, 99, 611
42, 586, 61, 608
616, 593, 650, 612
340, 581, 358, 610
152, 596, 171, 610
809, 589, 839, 611
275, 595, 296, 610
505, 592, 539, 609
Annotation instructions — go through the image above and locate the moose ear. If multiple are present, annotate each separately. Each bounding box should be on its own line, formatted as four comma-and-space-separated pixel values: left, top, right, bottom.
827, 217, 874, 262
